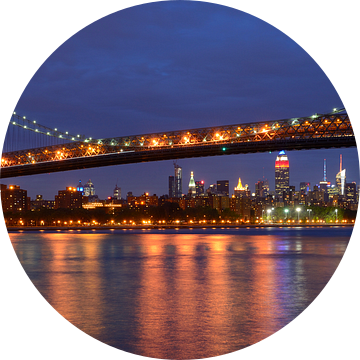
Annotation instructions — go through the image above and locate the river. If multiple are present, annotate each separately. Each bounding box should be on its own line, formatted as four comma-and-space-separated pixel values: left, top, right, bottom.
9, 226, 351, 359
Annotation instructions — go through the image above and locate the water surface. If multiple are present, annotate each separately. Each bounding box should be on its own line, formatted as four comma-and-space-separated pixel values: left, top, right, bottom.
9, 227, 351, 359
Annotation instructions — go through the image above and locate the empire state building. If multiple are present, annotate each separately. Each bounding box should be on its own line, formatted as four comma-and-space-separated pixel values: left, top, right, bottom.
275, 150, 289, 198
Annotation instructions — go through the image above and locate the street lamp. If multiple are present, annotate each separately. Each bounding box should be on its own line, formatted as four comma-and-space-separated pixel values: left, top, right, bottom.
296, 207, 301, 222
267, 209, 272, 223
307, 209, 312, 222
335, 208, 338, 222
284, 208, 289, 221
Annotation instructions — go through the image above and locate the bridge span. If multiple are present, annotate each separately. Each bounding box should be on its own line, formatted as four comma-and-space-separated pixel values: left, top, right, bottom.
0, 109, 356, 179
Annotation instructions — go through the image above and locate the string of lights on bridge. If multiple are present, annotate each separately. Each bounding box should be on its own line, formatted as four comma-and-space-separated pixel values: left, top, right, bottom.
8, 107, 344, 148
10, 112, 93, 143
0, 107, 354, 179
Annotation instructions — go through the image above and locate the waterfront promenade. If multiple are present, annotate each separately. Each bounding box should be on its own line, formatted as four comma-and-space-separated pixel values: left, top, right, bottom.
6, 223, 354, 231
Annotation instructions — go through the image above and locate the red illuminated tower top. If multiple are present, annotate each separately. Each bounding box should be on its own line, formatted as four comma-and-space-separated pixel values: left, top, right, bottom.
275, 150, 289, 198
275, 150, 289, 169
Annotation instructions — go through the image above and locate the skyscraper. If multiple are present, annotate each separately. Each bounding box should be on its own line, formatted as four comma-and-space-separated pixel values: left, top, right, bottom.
255, 179, 269, 198
217, 180, 229, 196
234, 178, 250, 198
275, 150, 289, 198
77, 180, 84, 194
188, 171, 196, 197
174, 162, 182, 198
300, 182, 310, 196
84, 179, 95, 196
169, 176, 175, 198
336, 154, 346, 196
195, 180, 205, 196
113, 183, 121, 200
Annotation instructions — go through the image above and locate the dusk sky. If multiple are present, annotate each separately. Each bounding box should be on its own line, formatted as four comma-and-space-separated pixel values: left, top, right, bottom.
1, 0, 359, 199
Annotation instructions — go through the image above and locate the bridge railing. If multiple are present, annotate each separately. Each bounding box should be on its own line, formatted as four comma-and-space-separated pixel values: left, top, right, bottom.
0, 109, 353, 168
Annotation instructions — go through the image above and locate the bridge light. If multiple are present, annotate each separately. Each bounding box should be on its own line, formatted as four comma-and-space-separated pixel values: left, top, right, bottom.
13, 112, 16, 115
23, 116, 26, 119
72, 137, 75, 140
222, 147, 226, 151
54, 128, 57, 131
35, 129, 38, 132
12, 121, 16, 125
333, 108, 337, 112
77, 135, 80, 137
47, 132, 50, 135
65, 131, 68, 134
33, 120, 36, 124
24, 125, 27, 128
215, 133, 220, 137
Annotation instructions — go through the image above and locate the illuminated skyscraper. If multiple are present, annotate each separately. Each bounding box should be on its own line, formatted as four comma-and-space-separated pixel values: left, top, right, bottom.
188, 171, 196, 197
113, 183, 121, 200
234, 178, 250, 198
275, 150, 289, 198
84, 179, 95, 196
174, 163, 182, 198
77, 180, 84, 194
336, 154, 346, 196
195, 180, 205, 196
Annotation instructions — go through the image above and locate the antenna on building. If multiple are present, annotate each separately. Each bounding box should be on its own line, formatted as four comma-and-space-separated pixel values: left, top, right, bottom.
323, 159, 327, 182
340, 154, 342, 172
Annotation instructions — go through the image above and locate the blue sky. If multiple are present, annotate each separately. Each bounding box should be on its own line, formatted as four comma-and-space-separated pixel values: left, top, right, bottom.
2, 1, 358, 199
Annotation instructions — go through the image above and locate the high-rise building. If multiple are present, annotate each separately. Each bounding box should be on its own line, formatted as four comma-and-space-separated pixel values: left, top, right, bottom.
77, 180, 84, 194
188, 171, 196, 197
255, 179, 269, 198
195, 180, 205, 196
300, 182, 310, 196
1, 184, 29, 213
31, 195, 55, 210
84, 179, 95, 196
113, 183, 121, 200
174, 162, 182, 198
55, 186, 83, 209
345, 182, 357, 206
217, 180, 229, 196
275, 150, 289, 198
234, 178, 250, 198
169, 176, 175, 198
336, 155, 346, 196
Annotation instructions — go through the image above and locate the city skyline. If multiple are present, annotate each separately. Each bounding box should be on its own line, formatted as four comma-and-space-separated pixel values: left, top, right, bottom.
2, 150, 357, 201
1, 1, 358, 200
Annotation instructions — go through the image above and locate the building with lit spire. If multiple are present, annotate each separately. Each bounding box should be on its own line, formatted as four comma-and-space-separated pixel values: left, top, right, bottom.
336, 154, 346, 196
188, 171, 196, 197
113, 183, 121, 200
234, 178, 250, 198
275, 150, 289, 198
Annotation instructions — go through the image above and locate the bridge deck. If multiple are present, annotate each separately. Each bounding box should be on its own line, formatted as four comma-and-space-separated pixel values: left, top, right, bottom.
0, 110, 356, 178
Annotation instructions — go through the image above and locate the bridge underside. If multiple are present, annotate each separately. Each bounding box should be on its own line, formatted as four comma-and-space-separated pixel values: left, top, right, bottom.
0, 136, 356, 179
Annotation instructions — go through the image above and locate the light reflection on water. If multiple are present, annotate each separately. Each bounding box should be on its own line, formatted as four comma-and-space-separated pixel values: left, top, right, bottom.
10, 227, 350, 359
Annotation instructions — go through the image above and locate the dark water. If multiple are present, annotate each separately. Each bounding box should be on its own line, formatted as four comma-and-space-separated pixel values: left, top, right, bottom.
9, 227, 351, 359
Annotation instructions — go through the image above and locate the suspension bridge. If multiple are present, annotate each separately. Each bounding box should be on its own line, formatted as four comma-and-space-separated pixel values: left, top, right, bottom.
0, 108, 356, 179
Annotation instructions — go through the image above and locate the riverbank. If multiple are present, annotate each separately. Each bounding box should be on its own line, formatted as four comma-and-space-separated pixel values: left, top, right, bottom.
6, 223, 355, 231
